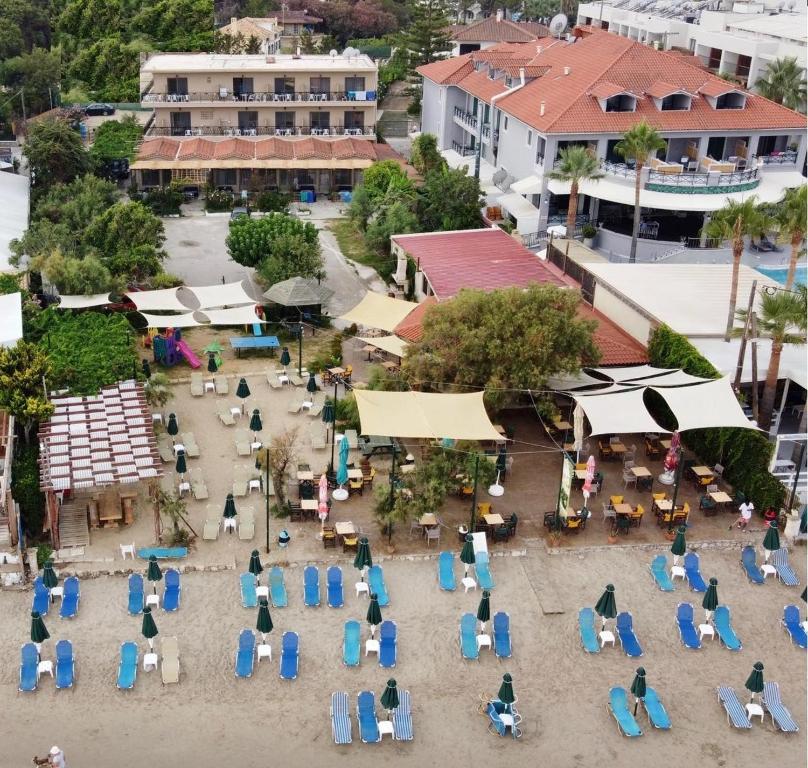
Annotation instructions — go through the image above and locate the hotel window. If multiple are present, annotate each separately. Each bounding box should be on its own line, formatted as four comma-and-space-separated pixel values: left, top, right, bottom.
310, 112, 330, 130
166, 77, 188, 95
344, 76, 366, 92
527, 130, 533, 146
310, 76, 331, 95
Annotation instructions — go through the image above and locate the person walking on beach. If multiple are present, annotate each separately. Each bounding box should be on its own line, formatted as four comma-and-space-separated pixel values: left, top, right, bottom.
32, 746, 66, 767
732, 501, 754, 530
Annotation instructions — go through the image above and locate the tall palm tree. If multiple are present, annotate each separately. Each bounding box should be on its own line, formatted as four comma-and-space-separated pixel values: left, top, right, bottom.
703, 197, 772, 341
615, 122, 666, 263
735, 289, 806, 431
775, 185, 807, 290
755, 57, 807, 112
548, 146, 603, 236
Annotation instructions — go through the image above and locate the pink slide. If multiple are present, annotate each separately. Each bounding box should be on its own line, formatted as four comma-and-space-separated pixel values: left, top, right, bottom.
175, 339, 201, 368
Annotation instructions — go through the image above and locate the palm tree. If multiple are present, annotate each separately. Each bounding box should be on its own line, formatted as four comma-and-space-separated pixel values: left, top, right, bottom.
755, 57, 807, 112
615, 122, 666, 263
703, 197, 772, 341
548, 146, 604, 236
775, 186, 807, 290
736, 290, 806, 431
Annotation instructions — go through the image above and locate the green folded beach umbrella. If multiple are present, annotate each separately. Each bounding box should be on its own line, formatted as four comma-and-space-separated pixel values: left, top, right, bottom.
498, 673, 516, 713
30, 610, 49, 645
366, 592, 382, 635
322, 400, 335, 425
477, 589, 491, 630
595, 584, 617, 631
42, 559, 58, 591
702, 577, 719, 622
207, 352, 218, 374
257, 597, 273, 643
670, 526, 687, 564
280, 347, 291, 368
802, 586, 807, 604
166, 413, 179, 437
248, 550, 263, 583
142, 359, 152, 379
800, 507, 807, 535
147, 554, 162, 594
354, 537, 372, 581
460, 533, 475, 576
745, 661, 764, 703
175, 449, 187, 477
249, 409, 263, 439
762, 520, 780, 562
236, 377, 251, 413
630, 667, 646, 715
224, 493, 237, 519
381, 678, 399, 714
307, 372, 318, 394
142, 605, 159, 649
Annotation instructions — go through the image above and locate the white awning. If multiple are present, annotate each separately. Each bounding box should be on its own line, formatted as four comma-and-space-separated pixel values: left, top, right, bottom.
358, 335, 409, 359
340, 292, 420, 333
498, 192, 540, 221
573, 388, 670, 437
201, 305, 263, 326
511, 175, 541, 195
57, 293, 112, 309
652, 377, 758, 431
354, 389, 502, 441
139, 311, 204, 328
623, 369, 712, 387
184, 281, 255, 309
0, 292, 22, 347
127, 288, 186, 311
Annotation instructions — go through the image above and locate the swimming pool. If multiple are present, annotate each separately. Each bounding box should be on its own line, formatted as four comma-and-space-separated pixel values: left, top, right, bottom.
755, 264, 807, 287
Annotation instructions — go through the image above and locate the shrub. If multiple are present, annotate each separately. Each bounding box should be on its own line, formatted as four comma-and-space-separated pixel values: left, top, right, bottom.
144, 185, 184, 216
255, 190, 291, 213
205, 188, 234, 212
582, 223, 597, 239
12, 445, 45, 539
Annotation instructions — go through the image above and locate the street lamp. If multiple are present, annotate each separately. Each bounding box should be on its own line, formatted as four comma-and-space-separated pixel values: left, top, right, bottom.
296, 322, 304, 376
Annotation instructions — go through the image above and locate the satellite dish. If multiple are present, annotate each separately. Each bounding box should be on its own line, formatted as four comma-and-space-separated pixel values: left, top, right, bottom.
329, 49, 338, 57
549, 13, 568, 37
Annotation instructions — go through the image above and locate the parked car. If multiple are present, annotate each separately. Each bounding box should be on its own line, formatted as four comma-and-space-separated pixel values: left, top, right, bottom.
84, 103, 115, 116
230, 206, 250, 220
99, 158, 129, 181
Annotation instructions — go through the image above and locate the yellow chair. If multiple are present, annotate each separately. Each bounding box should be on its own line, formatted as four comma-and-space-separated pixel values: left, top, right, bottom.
630, 504, 645, 527
575, 463, 587, 471
652, 492, 666, 502
348, 478, 364, 495
610, 495, 624, 507
477, 502, 492, 516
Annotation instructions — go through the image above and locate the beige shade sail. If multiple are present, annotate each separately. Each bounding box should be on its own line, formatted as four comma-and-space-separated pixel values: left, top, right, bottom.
652, 377, 757, 431
339, 292, 420, 334
357, 335, 409, 359
619, 369, 712, 387
184, 282, 256, 309
127, 288, 186, 311
57, 293, 112, 309
201, 306, 263, 326
585, 365, 674, 383
354, 389, 502, 441
138, 311, 204, 328
572, 388, 670, 437
547, 371, 612, 391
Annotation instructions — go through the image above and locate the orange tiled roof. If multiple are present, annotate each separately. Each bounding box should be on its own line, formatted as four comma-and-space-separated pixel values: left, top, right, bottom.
646, 80, 691, 99
416, 56, 472, 84
452, 16, 550, 43
698, 79, 743, 98
393, 296, 438, 343
588, 80, 633, 99
577, 304, 649, 366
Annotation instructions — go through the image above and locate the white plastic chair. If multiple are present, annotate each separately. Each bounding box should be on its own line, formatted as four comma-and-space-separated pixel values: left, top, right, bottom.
120, 543, 136, 560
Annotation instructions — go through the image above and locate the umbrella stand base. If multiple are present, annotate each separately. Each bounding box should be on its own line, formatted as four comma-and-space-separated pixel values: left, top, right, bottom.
487, 484, 504, 497
657, 470, 676, 486
332, 488, 349, 502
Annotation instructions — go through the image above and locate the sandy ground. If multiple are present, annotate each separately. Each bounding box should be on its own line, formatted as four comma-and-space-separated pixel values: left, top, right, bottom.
1, 548, 805, 767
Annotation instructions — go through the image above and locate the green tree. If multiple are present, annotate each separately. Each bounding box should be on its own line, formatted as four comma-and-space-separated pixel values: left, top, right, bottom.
30, 250, 120, 294
89, 115, 143, 162
0, 340, 53, 443
0, 273, 21, 295
548, 145, 603, 234
257, 232, 325, 286
67, 37, 141, 101
417, 165, 484, 231
23, 116, 90, 194
398, 0, 451, 70
755, 57, 806, 112
1, 47, 61, 118
703, 197, 772, 341
366, 199, 420, 252
350, 160, 416, 229
523, 0, 559, 19
0, 0, 53, 60
226, 214, 320, 268
410, 132, 445, 176
774, 185, 807, 290
615, 121, 666, 263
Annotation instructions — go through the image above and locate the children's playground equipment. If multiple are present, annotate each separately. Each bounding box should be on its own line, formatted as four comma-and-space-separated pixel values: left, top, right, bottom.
151, 328, 201, 368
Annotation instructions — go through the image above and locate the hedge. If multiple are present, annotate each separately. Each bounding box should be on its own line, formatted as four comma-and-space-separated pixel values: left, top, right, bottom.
647, 325, 785, 512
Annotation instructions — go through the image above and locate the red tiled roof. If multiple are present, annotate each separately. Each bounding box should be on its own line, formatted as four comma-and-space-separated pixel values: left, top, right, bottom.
698, 79, 743, 98
393, 296, 438, 343
452, 16, 550, 43
589, 80, 633, 99
646, 80, 691, 99
416, 56, 472, 84
391, 228, 565, 301
577, 305, 649, 366
278, 11, 322, 24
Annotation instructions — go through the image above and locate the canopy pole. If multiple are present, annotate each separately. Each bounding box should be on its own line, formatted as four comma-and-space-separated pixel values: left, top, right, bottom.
468, 454, 480, 533
329, 379, 339, 479
733, 280, 757, 391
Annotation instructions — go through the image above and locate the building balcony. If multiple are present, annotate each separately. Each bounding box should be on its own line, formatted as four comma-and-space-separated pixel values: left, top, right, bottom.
596, 159, 760, 194
142, 90, 377, 106
480, 124, 498, 144
147, 124, 376, 138
451, 140, 476, 156
453, 106, 478, 130
755, 150, 798, 166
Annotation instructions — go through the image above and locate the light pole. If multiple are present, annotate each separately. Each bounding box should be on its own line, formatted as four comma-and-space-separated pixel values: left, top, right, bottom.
328, 379, 339, 477
296, 322, 303, 376
467, 454, 481, 533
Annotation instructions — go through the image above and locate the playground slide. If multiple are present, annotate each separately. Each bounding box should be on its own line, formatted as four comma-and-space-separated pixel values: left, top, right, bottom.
175, 339, 201, 368
252, 323, 263, 336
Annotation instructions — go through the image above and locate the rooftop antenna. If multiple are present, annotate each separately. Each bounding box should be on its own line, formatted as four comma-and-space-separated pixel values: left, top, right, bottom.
549, 13, 569, 38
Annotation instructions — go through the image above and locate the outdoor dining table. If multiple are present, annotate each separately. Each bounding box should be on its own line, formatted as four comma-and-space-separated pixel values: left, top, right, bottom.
574, 469, 588, 480
328, 367, 346, 377
709, 491, 733, 510
334, 521, 355, 544
653, 499, 672, 514
691, 465, 714, 478
631, 466, 653, 489
610, 443, 627, 456
483, 513, 505, 528
347, 468, 363, 480
381, 361, 399, 372
362, 344, 376, 361
613, 503, 633, 516
300, 499, 318, 511
419, 513, 437, 527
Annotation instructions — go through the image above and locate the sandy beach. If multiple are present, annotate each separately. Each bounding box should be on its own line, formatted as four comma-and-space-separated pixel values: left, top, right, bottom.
1, 546, 805, 768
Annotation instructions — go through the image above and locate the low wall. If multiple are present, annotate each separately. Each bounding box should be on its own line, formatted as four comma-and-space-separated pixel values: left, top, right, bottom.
595, 227, 730, 263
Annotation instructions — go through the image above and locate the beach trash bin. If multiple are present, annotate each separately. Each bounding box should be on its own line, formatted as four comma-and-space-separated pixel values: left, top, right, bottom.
278, 529, 290, 548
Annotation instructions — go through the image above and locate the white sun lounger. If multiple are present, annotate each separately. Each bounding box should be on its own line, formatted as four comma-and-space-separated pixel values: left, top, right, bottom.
190, 373, 204, 397
157, 435, 174, 463
235, 428, 251, 457
217, 405, 235, 426
267, 371, 283, 389
308, 402, 324, 418
202, 516, 220, 541
161, 636, 180, 685
190, 468, 208, 500
239, 506, 255, 540
214, 375, 229, 395
311, 431, 326, 450
233, 465, 249, 497
288, 400, 303, 414
181, 432, 200, 458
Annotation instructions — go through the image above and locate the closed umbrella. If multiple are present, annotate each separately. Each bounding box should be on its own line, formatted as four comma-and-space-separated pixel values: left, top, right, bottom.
307, 372, 318, 394
42, 560, 58, 603
141, 605, 158, 650
142, 359, 152, 379
572, 403, 585, 459
498, 673, 516, 714
322, 399, 335, 439
380, 678, 399, 715
147, 555, 162, 595
745, 661, 764, 704
661, 430, 681, 482
318, 473, 329, 532
207, 352, 218, 374
175, 449, 187, 480
224, 493, 237, 534
257, 597, 273, 644
30, 610, 49, 653
762, 520, 780, 562
354, 537, 372, 581
460, 533, 475, 576
166, 413, 179, 438
477, 589, 491, 632
279, 347, 291, 370
702, 577, 718, 623
367, 592, 382, 637
249, 409, 263, 442
333, 435, 349, 500
248, 549, 263, 584
594, 584, 617, 632
802, 586, 807, 604
630, 667, 646, 715
670, 525, 687, 566
800, 507, 806, 535
236, 377, 251, 414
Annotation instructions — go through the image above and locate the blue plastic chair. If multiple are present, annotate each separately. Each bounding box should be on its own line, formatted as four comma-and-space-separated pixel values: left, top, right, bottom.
343, 620, 360, 667
357, 690, 381, 743
240, 573, 257, 608
55, 639, 74, 690
117, 642, 138, 689
269, 566, 288, 608
59, 576, 80, 619
32, 576, 49, 616
330, 691, 352, 744
438, 551, 456, 591
643, 687, 671, 729
163, 569, 181, 612
127, 574, 144, 615
616, 612, 644, 657
650, 554, 675, 592
235, 629, 255, 678
280, 631, 299, 679
714, 605, 742, 650
782, 604, 808, 649
393, 689, 413, 741
493, 612, 512, 658
368, 565, 389, 606
304, 565, 320, 607
19, 643, 38, 692
684, 552, 707, 592
578, 607, 600, 654
460, 612, 479, 660
609, 687, 643, 737
474, 551, 495, 590
379, 620, 397, 668
740, 545, 765, 584
327, 566, 344, 608
676, 602, 701, 649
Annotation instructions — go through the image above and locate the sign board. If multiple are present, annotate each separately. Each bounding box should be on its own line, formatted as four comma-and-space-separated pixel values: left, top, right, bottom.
557, 454, 575, 519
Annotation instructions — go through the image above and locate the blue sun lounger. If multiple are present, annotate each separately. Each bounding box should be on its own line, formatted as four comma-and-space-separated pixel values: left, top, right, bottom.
327, 566, 344, 608
55, 639, 74, 690
303, 565, 320, 607
714, 605, 742, 650
474, 551, 495, 590
771, 548, 800, 586
762, 682, 800, 733
493, 612, 512, 658
235, 629, 255, 678
643, 687, 671, 729
357, 690, 381, 743
781, 604, 807, 648
717, 686, 752, 729
117, 642, 138, 690
379, 620, 397, 668
740, 546, 765, 584
438, 551, 456, 591
393, 689, 414, 741
60, 576, 80, 619
676, 602, 702, 649
163, 569, 181, 612
127, 574, 144, 615
616, 612, 644, 657
32, 576, 49, 616
270, 566, 288, 608
578, 607, 600, 654
240, 573, 257, 608
609, 687, 643, 737
343, 620, 360, 667
19, 643, 38, 692
280, 631, 299, 679
650, 555, 675, 592
368, 565, 389, 606
684, 552, 707, 592
460, 612, 479, 660
331, 691, 352, 744
487, 701, 507, 736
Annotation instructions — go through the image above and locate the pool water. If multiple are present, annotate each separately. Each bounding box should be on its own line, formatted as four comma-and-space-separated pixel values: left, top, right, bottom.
755, 264, 807, 287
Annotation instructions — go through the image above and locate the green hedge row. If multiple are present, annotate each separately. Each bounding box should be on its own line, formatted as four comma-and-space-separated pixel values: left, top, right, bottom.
647, 325, 785, 511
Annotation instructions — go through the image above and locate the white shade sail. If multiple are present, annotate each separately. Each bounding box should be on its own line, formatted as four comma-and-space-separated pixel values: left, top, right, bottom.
127, 288, 186, 311
652, 377, 757, 431
339, 292, 420, 333
547, 371, 608, 391
624, 369, 712, 387
57, 293, 112, 309
573, 388, 670, 437
585, 365, 675, 383
201, 305, 263, 326
139, 311, 204, 328
184, 281, 255, 309
358, 335, 409, 359
354, 389, 502, 441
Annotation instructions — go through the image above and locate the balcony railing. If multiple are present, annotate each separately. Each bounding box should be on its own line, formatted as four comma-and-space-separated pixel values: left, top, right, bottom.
755, 150, 798, 165
594, 159, 760, 193
143, 90, 377, 104
453, 106, 478, 129
480, 124, 499, 141
451, 140, 476, 156
148, 125, 375, 137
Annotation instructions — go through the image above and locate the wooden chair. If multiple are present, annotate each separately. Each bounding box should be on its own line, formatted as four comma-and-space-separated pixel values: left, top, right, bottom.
342, 535, 358, 553
645, 438, 661, 459
598, 441, 613, 461
425, 527, 440, 547
362, 468, 376, 488
322, 526, 337, 549
348, 478, 363, 496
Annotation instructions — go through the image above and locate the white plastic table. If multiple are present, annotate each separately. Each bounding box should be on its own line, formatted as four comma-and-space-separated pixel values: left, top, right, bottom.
204, 381, 215, 393
257, 644, 272, 663
699, 623, 715, 641
746, 702, 764, 722
38, 660, 54, 678
462, 577, 477, 593
761, 564, 777, 579
50, 585, 64, 600
256, 586, 269, 600
599, 630, 615, 648
670, 565, 686, 581
355, 581, 369, 597
143, 653, 158, 672
378, 721, 395, 739
476, 634, 492, 651
248, 479, 261, 493
223, 518, 237, 533
365, 639, 380, 657
146, 593, 160, 609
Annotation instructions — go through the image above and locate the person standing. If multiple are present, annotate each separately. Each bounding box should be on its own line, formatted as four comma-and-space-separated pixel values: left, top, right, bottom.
732, 500, 754, 529
32, 746, 66, 767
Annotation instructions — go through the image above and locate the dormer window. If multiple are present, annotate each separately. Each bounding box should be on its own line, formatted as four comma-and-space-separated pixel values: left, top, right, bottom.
699, 80, 747, 110
604, 94, 636, 112
715, 91, 746, 109
660, 93, 691, 110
